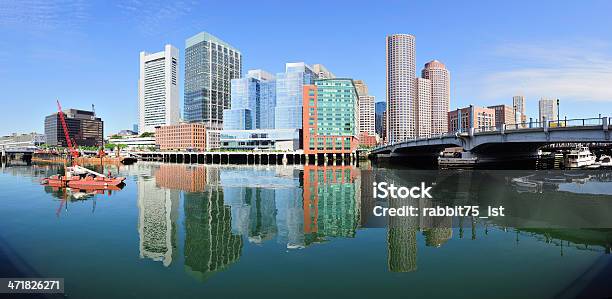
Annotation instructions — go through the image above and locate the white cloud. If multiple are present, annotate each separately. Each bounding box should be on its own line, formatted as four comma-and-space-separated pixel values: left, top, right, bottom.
475, 42, 612, 102
115, 0, 202, 36
0, 0, 88, 31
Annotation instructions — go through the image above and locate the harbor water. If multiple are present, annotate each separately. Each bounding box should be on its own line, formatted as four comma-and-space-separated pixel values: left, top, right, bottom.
1, 162, 611, 298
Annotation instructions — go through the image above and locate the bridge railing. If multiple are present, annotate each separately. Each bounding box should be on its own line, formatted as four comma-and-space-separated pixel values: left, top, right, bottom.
504, 120, 545, 130
547, 117, 603, 128
473, 126, 498, 134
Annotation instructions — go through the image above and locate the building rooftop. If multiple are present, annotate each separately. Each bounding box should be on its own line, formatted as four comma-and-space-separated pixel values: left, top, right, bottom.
424, 60, 446, 69
186, 31, 241, 53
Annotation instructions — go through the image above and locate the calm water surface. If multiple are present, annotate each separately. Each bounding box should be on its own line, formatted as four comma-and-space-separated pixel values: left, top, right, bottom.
0, 162, 611, 299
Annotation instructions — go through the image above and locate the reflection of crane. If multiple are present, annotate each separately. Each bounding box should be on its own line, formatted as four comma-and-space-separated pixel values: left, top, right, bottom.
56, 99, 80, 166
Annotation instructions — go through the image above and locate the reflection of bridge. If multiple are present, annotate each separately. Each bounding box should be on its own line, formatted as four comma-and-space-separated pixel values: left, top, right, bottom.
371, 117, 611, 165
1, 145, 34, 165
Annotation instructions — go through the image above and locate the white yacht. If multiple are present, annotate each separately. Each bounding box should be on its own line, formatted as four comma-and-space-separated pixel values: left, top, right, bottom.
564, 147, 596, 169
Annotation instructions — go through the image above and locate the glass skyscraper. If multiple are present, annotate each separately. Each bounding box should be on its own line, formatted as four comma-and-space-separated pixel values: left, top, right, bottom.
259, 78, 276, 129
223, 69, 276, 130
184, 32, 242, 129
274, 62, 316, 129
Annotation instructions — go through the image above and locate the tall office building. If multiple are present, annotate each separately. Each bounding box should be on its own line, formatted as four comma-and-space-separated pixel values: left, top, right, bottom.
224, 77, 257, 130
44, 108, 103, 147
224, 69, 276, 130
247, 70, 276, 129
386, 34, 416, 143
354, 80, 376, 146
275, 62, 317, 129
375, 102, 386, 139
539, 97, 558, 123
302, 78, 359, 154
382, 111, 387, 142
138, 44, 180, 133
184, 32, 242, 129
415, 77, 432, 138
513, 95, 527, 124
421, 60, 450, 136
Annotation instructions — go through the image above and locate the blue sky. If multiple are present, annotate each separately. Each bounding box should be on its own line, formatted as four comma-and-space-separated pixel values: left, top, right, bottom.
1, 0, 612, 136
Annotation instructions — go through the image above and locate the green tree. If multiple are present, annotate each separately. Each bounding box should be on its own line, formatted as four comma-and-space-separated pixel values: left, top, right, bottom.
140, 132, 155, 138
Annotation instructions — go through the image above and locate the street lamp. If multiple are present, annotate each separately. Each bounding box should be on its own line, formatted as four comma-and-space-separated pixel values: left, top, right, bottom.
557, 98, 560, 126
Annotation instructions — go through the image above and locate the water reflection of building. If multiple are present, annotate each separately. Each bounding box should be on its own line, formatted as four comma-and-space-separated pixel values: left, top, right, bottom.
423, 226, 453, 247
420, 197, 453, 248
388, 227, 417, 272
225, 187, 277, 244
155, 164, 207, 192
275, 188, 306, 248
381, 172, 454, 272
137, 176, 179, 267
217, 167, 300, 248
387, 196, 418, 272
359, 168, 374, 227
183, 185, 243, 281
303, 165, 361, 242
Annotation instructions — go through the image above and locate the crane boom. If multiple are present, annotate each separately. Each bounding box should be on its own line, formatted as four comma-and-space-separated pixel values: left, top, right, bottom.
56, 100, 80, 165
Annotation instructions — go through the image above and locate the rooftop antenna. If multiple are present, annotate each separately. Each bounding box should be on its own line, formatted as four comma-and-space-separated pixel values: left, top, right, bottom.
92, 104, 95, 116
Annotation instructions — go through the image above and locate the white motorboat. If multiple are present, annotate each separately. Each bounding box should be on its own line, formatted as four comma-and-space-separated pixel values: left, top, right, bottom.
564, 147, 596, 169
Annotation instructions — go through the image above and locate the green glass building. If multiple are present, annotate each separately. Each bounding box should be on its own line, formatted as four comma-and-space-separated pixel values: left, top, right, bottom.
303, 78, 359, 154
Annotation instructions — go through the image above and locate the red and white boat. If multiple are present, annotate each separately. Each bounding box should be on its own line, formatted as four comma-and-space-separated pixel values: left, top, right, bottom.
41, 165, 125, 189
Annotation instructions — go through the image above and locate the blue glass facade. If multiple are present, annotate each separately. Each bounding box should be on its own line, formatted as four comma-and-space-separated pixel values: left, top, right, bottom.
224, 70, 276, 130
224, 109, 252, 130
224, 78, 258, 129
274, 63, 316, 129
259, 80, 276, 129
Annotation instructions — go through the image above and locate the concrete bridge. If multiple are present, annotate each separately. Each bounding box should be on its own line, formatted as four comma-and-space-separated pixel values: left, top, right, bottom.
0, 145, 35, 165
371, 117, 611, 165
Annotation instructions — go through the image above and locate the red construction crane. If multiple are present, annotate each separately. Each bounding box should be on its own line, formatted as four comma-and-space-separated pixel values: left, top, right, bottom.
56, 99, 80, 165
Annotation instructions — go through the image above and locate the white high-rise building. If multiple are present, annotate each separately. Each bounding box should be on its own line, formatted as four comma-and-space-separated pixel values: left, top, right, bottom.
421, 60, 450, 136
539, 97, 558, 123
386, 34, 416, 143
139, 44, 180, 133
415, 77, 432, 138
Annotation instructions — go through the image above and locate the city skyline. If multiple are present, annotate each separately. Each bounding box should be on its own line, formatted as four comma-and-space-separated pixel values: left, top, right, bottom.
2, 1, 612, 136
